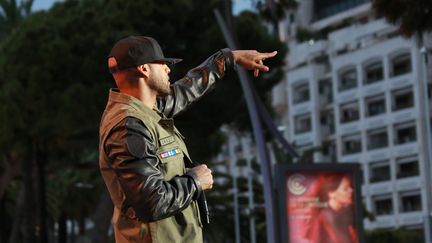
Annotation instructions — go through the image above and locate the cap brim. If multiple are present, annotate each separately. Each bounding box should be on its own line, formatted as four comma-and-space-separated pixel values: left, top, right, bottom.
157, 58, 182, 65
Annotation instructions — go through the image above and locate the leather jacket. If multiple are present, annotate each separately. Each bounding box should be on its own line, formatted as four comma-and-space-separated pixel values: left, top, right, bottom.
99, 48, 234, 242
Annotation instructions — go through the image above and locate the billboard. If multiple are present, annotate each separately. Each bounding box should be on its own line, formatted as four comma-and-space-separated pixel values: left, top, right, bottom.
276, 163, 364, 243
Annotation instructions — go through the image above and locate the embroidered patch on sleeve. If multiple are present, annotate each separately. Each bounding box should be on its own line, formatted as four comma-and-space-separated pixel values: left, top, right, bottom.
159, 136, 175, 146
160, 149, 181, 159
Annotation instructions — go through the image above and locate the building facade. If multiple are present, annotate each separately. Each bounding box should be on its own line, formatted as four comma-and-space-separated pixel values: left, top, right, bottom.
271, 0, 432, 238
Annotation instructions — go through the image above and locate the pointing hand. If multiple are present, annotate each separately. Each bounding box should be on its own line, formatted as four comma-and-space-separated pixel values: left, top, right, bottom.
231, 50, 278, 77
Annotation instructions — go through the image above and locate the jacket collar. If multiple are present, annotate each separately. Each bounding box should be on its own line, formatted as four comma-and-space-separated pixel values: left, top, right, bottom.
108, 88, 162, 122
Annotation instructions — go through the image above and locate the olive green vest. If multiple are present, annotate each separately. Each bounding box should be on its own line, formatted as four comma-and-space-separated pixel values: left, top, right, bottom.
99, 89, 202, 243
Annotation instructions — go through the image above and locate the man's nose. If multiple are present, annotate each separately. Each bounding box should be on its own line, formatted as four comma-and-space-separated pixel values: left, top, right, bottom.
165, 64, 170, 74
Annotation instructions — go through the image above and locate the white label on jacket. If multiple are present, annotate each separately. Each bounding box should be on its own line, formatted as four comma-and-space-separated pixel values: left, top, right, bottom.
159, 136, 175, 146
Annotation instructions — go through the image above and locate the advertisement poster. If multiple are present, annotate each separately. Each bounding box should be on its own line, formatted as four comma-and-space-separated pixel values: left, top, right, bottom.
276, 164, 363, 243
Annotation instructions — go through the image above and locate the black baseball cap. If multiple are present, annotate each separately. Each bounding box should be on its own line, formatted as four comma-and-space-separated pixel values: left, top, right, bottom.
108, 36, 182, 73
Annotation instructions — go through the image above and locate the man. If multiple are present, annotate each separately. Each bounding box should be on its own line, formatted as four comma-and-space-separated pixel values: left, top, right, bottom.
99, 36, 277, 243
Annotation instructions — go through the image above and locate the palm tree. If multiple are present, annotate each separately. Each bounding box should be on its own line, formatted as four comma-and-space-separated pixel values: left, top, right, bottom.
372, 0, 432, 38
0, 0, 33, 38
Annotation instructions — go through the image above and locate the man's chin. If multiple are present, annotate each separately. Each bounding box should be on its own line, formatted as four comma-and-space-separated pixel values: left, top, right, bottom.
157, 89, 171, 97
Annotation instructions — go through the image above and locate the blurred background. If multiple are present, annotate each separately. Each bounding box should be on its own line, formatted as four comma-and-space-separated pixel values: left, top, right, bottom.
0, 0, 431, 242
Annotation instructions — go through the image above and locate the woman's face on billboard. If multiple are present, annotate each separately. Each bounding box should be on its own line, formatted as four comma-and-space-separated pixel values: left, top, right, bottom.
329, 177, 353, 206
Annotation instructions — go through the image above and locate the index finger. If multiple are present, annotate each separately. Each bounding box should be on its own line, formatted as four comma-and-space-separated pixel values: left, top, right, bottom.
258, 51, 278, 60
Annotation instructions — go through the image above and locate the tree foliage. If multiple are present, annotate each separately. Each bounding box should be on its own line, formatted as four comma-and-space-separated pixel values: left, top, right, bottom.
0, 0, 33, 38
205, 157, 267, 243
365, 227, 425, 243
256, 0, 298, 21
372, 0, 432, 37
0, 0, 286, 241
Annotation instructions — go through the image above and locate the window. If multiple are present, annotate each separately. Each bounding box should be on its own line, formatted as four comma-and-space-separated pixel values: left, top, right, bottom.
294, 113, 312, 134
365, 94, 386, 117
314, 0, 368, 21
296, 143, 314, 156
340, 101, 360, 123
373, 195, 393, 215
322, 139, 336, 161
394, 121, 417, 144
400, 191, 422, 212
289, 13, 295, 23
391, 53, 412, 77
364, 61, 383, 84
392, 87, 414, 111
370, 161, 391, 182
320, 109, 335, 135
338, 67, 357, 91
342, 133, 362, 155
234, 144, 242, 153
293, 82, 310, 104
313, 55, 331, 73
367, 127, 388, 150
319, 78, 333, 104
396, 156, 419, 178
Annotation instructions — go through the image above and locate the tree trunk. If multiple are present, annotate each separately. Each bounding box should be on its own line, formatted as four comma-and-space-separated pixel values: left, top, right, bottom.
8, 187, 25, 243
76, 191, 113, 243
88, 191, 113, 243
58, 213, 67, 243
0, 153, 21, 201
78, 215, 86, 236
36, 145, 48, 243
22, 143, 36, 243
69, 220, 76, 243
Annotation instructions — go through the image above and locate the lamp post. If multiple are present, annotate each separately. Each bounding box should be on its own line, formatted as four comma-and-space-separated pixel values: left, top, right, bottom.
420, 46, 432, 243
214, 9, 278, 243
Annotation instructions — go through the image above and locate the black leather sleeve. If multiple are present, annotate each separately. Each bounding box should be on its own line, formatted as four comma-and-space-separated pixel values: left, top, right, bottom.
104, 117, 200, 222
157, 48, 234, 118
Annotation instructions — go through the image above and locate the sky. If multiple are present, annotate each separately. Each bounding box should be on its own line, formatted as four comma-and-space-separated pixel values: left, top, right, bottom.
32, 0, 61, 11
32, 0, 255, 13
233, 0, 255, 14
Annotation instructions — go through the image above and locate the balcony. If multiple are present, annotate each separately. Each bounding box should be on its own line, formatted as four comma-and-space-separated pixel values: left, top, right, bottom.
365, 95, 386, 117
373, 196, 393, 215
364, 61, 384, 85
390, 53, 412, 77
314, 0, 368, 21
367, 128, 389, 150
340, 101, 360, 124
392, 88, 414, 111
293, 83, 310, 104
400, 192, 422, 213
399, 212, 424, 226
339, 79, 357, 91
319, 78, 333, 107
342, 133, 362, 155
394, 122, 417, 145
294, 113, 312, 134
396, 156, 419, 179
338, 68, 357, 92
370, 161, 391, 183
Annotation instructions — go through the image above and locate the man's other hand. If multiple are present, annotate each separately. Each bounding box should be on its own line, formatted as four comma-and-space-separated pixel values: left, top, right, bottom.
188, 164, 214, 190
232, 50, 278, 77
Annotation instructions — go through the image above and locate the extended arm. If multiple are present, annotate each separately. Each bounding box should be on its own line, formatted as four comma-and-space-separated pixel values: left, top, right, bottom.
157, 48, 234, 118
158, 49, 277, 117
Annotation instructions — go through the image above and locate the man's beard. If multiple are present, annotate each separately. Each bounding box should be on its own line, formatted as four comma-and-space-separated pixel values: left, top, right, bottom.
148, 69, 171, 97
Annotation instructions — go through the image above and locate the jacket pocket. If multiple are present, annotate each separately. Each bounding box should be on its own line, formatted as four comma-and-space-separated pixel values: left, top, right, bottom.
158, 146, 185, 180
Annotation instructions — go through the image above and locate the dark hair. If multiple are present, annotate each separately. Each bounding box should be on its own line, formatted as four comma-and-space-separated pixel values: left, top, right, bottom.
302, 173, 354, 241
123, 68, 142, 83
312, 173, 348, 202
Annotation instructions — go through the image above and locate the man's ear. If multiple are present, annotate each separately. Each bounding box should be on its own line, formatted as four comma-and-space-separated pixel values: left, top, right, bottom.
136, 64, 150, 78
108, 57, 120, 74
